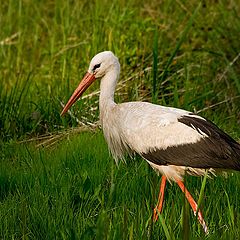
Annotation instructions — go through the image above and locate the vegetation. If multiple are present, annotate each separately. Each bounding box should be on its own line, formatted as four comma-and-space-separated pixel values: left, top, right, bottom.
0, 0, 240, 239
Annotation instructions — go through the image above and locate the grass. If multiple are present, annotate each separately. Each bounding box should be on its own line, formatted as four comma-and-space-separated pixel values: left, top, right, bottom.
1, 0, 240, 239
1, 132, 240, 239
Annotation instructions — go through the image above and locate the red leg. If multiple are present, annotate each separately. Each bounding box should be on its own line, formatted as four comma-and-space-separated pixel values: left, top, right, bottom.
153, 175, 167, 222
176, 180, 208, 234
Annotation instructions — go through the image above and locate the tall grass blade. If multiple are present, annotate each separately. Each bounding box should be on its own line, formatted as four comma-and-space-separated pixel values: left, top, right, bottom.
160, 3, 201, 86
158, 213, 176, 240
196, 171, 208, 234
225, 58, 240, 95
224, 189, 235, 227
196, 171, 208, 215
182, 201, 190, 240
152, 28, 158, 103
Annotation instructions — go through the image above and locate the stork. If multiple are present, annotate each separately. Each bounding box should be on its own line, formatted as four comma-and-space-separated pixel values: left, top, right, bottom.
61, 51, 240, 234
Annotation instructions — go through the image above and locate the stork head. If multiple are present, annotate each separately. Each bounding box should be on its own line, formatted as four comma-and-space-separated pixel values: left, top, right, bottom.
88, 51, 119, 78
60, 51, 119, 116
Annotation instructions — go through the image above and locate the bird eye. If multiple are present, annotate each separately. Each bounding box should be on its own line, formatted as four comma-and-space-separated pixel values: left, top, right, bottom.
93, 63, 101, 71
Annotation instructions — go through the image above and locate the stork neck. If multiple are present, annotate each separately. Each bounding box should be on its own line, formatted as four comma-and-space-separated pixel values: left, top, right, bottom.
99, 69, 118, 111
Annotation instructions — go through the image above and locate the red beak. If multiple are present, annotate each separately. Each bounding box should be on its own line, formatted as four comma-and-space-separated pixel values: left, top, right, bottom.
60, 72, 95, 116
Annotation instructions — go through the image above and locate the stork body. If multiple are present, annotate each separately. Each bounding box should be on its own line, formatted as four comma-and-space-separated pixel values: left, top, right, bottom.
61, 51, 240, 234
100, 101, 240, 180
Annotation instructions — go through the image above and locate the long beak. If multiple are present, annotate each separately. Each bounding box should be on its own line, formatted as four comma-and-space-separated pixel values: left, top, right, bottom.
60, 72, 95, 116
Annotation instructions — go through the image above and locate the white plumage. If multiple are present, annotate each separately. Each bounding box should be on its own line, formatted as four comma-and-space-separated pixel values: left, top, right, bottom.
61, 51, 240, 234
100, 101, 208, 180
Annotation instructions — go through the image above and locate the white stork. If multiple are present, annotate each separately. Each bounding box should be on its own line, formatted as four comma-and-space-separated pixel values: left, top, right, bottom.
61, 51, 240, 234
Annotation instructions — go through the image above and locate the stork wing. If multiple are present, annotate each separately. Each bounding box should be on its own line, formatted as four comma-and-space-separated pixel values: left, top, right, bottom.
118, 102, 240, 170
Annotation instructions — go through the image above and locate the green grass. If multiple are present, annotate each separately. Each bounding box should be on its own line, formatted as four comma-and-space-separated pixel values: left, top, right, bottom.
1, 0, 240, 239
1, 132, 240, 239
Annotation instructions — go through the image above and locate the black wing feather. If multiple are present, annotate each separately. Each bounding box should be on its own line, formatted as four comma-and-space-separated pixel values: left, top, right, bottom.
142, 115, 240, 170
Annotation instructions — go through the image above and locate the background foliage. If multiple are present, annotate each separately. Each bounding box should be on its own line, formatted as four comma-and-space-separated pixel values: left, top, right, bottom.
0, 0, 240, 239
